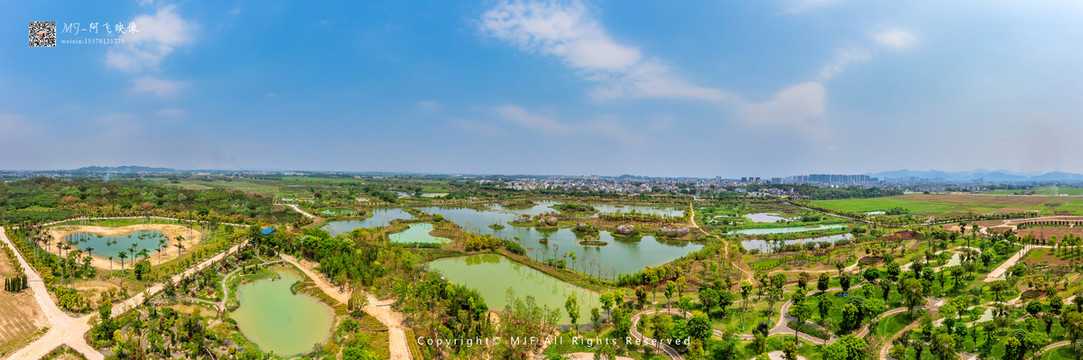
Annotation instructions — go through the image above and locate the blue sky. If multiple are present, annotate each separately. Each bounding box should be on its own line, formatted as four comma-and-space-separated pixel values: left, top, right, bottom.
2, 0, 1082, 177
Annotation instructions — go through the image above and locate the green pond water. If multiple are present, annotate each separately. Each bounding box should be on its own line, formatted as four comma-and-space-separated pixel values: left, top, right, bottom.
231, 270, 334, 357
322, 208, 415, 236
64, 230, 167, 259
416, 207, 702, 279
390, 223, 450, 244
427, 254, 600, 324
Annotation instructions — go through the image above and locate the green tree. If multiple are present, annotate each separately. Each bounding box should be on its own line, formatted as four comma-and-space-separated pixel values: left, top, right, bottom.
565, 295, 580, 335
818, 273, 830, 293
900, 278, 925, 316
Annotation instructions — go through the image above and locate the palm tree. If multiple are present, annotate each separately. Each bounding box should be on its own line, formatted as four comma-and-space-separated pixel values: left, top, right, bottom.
158, 238, 168, 265
118, 252, 128, 270
108, 256, 114, 275
175, 240, 185, 258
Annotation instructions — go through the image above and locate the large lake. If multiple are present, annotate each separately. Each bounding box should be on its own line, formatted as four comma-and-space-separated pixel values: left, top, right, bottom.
417, 206, 702, 278
427, 254, 601, 324
231, 269, 334, 356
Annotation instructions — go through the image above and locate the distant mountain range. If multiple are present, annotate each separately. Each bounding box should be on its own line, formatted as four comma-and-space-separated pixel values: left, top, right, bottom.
72, 166, 178, 173
868, 169, 1083, 182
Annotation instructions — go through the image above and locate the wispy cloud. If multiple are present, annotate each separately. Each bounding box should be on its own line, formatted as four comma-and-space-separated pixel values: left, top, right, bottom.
106, 5, 196, 72
817, 27, 918, 81
155, 108, 187, 118
493, 105, 640, 145
479, 0, 728, 102
783, 0, 841, 14
735, 82, 826, 126
131, 76, 187, 97
874, 28, 917, 50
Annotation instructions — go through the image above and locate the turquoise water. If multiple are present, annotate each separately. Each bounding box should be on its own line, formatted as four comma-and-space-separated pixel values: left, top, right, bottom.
390, 223, 450, 244
321, 208, 415, 236
64, 230, 167, 259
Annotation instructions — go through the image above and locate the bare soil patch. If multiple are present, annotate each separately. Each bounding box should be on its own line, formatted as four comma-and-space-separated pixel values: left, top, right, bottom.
0, 248, 46, 356
1015, 227, 1083, 240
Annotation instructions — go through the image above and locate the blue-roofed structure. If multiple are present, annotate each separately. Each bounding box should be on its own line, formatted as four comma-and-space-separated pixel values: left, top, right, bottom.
261, 227, 276, 235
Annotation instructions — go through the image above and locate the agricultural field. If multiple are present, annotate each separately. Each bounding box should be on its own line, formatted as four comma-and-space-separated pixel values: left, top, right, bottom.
990, 185, 1083, 196
0, 246, 45, 357
813, 193, 1083, 217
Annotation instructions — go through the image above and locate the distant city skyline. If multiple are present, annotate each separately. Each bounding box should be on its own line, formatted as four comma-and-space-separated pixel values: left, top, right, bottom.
3, 1, 1083, 177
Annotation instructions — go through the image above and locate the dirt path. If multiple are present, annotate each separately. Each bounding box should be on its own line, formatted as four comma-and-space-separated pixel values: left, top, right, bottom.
688, 204, 753, 281
280, 203, 318, 219
280, 254, 412, 360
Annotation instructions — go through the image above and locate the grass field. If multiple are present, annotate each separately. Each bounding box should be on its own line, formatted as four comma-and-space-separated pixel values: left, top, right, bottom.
991, 185, 1083, 196
813, 194, 1083, 217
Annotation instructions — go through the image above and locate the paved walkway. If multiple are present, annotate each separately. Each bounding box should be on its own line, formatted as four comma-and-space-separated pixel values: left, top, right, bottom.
279, 203, 317, 219
629, 309, 684, 360
0, 227, 102, 360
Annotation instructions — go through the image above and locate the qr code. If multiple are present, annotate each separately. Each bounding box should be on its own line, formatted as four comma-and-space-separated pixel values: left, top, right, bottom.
30, 21, 56, 47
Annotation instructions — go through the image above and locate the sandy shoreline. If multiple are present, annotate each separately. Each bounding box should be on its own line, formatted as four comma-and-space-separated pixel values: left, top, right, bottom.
46, 224, 202, 270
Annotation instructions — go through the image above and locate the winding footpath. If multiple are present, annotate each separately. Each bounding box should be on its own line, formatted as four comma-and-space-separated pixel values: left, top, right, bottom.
688, 204, 753, 281
279, 203, 317, 220
0, 226, 101, 360
1, 225, 251, 360
629, 309, 684, 360
280, 254, 412, 360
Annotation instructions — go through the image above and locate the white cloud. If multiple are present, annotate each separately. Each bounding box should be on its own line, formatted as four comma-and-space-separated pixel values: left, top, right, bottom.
106, 5, 195, 72
736, 82, 826, 126
783, 0, 841, 14
874, 28, 917, 50
493, 105, 640, 145
495, 105, 572, 134
818, 48, 872, 81
480, 0, 727, 101
817, 28, 918, 81
131, 76, 187, 97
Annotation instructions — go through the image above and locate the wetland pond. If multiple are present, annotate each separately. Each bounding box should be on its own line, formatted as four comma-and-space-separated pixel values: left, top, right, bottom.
728, 224, 846, 235
417, 207, 702, 278
427, 253, 600, 324
64, 230, 167, 259
390, 223, 450, 244
231, 269, 334, 356
322, 208, 415, 236
741, 233, 853, 253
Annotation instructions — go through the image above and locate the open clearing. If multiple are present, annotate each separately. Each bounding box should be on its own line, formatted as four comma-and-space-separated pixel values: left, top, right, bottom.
813, 194, 1083, 216
0, 245, 46, 357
